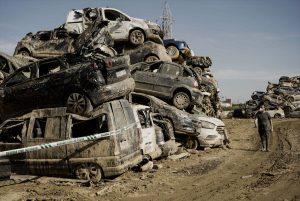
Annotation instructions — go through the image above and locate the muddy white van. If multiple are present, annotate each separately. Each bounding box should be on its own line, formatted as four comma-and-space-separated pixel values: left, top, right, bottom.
0, 100, 142, 182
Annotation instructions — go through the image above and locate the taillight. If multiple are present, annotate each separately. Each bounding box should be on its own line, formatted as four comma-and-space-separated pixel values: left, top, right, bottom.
91, 62, 98, 70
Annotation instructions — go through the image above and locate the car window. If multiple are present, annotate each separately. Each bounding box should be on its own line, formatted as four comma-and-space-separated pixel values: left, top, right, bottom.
32, 118, 47, 138
0, 56, 10, 73
159, 63, 180, 77
132, 95, 151, 106
5, 65, 33, 86
138, 109, 152, 129
104, 9, 129, 21
37, 59, 65, 77
37, 31, 52, 41
54, 30, 69, 39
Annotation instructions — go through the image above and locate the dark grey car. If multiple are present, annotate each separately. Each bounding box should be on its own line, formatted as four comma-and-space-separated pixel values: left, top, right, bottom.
130, 61, 203, 110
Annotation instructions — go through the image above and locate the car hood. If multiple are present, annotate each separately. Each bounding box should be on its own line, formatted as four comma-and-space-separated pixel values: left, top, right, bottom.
192, 115, 225, 126
129, 17, 149, 28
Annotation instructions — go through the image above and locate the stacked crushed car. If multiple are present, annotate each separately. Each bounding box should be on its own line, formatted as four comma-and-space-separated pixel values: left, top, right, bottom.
243, 75, 300, 118
0, 7, 227, 182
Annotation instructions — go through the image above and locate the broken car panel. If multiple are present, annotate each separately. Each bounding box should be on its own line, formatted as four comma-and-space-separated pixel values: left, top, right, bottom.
0, 54, 134, 122
0, 100, 143, 182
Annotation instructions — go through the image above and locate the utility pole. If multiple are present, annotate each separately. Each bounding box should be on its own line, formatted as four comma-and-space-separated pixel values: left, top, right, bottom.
160, 1, 174, 39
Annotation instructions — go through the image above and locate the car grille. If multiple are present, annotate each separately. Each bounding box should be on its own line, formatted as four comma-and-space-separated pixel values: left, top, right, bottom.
216, 126, 225, 135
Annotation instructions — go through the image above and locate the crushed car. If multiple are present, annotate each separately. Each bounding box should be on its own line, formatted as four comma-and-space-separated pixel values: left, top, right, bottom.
64, 7, 163, 46
0, 100, 143, 182
129, 92, 228, 149
130, 61, 204, 111
0, 54, 134, 122
0, 51, 36, 83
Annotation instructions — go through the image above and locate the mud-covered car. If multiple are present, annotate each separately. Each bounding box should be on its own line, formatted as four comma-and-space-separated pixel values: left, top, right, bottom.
121, 41, 171, 64
163, 39, 193, 59
65, 8, 163, 46
0, 54, 134, 122
0, 52, 36, 84
251, 91, 265, 100
266, 108, 285, 118
130, 61, 203, 110
129, 92, 227, 149
14, 28, 78, 58
0, 101, 142, 182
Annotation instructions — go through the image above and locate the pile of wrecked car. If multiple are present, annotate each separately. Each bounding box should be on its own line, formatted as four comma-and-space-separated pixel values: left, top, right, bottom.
0, 7, 228, 182
241, 75, 300, 118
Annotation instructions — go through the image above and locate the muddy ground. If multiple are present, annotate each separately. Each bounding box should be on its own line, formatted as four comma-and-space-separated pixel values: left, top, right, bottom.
0, 119, 299, 201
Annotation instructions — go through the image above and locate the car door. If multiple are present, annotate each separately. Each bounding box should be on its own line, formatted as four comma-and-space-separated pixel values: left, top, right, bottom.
132, 63, 159, 95
156, 63, 181, 97
32, 58, 68, 108
1, 64, 37, 118
103, 8, 131, 41
23, 115, 68, 176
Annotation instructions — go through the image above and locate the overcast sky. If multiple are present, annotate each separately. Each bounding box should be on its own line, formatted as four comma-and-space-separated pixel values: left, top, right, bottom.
0, 0, 299, 103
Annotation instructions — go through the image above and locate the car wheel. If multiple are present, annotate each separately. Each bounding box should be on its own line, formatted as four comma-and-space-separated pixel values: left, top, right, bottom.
162, 118, 175, 140
193, 67, 202, 77
0, 71, 4, 85
145, 55, 159, 62
18, 50, 30, 57
288, 96, 295, 102
129, 30, 145, 45
166, 45, 180, 59
173, 91, 191, 110
66, 92, 93, 115
274, 113, 281, 118
75, 163, 102, 183
185, 137, 198, 150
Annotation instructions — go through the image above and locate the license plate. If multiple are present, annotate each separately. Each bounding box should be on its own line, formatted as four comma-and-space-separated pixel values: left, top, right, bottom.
116, 70, 126, 77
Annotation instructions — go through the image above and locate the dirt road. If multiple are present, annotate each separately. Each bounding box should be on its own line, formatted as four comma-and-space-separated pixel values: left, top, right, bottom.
0, 119, 299, 201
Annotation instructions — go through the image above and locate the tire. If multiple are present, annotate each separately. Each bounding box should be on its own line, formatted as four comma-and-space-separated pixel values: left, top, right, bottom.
144, 55, 159, 62
18, 50, 30, 57
162, 118, 175, 140
288, 96, 294, 102
274, 113, 281, 118
166, 45, 180, 59
129, 29, 145, 45
193, 67, 202, 77
173, 91, 191, 110
185, 137, 198, 150
66, 92, 93, 115
0, 71, 4, 85
75, 163, 102, 183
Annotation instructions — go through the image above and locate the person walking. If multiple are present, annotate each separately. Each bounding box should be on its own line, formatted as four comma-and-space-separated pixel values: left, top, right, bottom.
255, 105, 273, 152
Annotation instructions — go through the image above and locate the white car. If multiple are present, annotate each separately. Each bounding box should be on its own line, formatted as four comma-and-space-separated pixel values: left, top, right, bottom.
65, 7, 163, 46
266, 108, 285, 118
132, 104, 162, 159
195, 115, 227, 148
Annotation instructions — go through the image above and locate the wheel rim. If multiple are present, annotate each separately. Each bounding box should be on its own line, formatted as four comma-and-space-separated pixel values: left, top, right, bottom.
130, 30, 144, 45
0, 72, 4, 84
186, 137, 198, 149
174, 92, 190, 109
75, 164, 102, 182
67, 93, 87, 114
166, 46, 179, 57
194, 67, 202, 76
145, 56, 159, 62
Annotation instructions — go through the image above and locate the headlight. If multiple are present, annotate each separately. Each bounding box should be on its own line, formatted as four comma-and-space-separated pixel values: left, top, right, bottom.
194, 81, 199, 87
201, 121, 215, 129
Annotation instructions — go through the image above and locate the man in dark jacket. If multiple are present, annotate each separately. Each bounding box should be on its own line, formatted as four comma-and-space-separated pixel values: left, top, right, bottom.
255, 105, 273, 152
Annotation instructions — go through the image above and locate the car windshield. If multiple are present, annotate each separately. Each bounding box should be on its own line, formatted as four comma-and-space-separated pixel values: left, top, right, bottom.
159, 63, 180, 77
104, 9, 129, 21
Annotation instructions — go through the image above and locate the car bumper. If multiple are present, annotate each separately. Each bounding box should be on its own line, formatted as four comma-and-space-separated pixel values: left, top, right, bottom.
197, 127, 225, 148
89, 78, 135, 106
